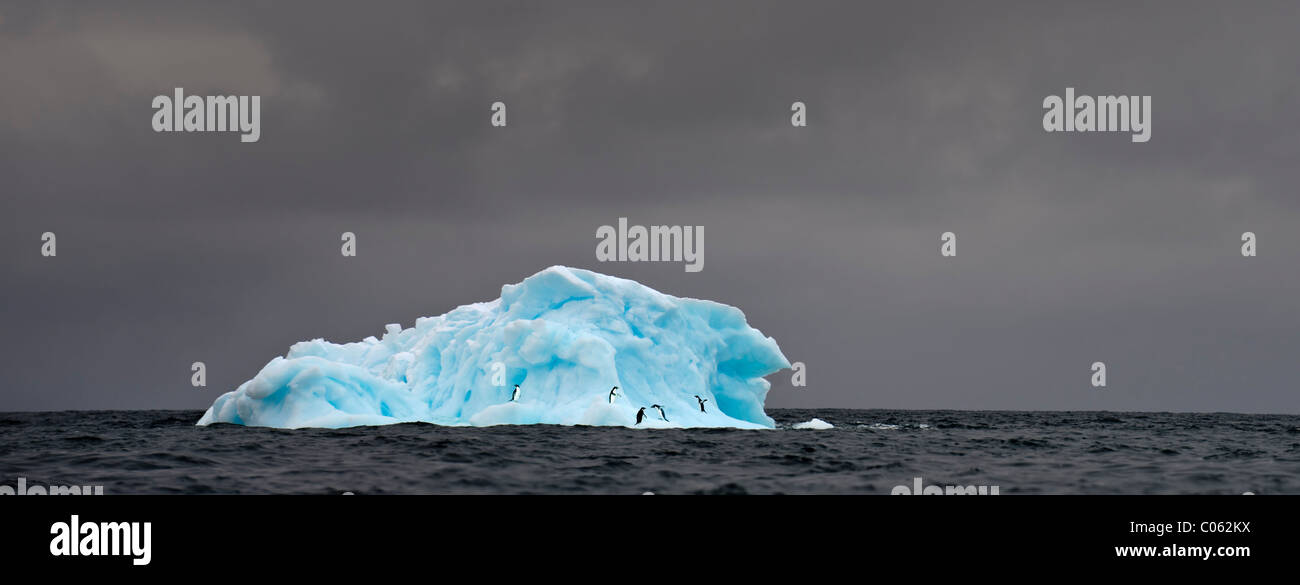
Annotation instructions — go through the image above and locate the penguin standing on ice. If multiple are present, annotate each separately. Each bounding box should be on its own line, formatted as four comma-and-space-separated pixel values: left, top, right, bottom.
510, 384, 520, 402
608, 386, 620, 404
651, 404, 669, 422
694, 395, 709, 413
635, 407, 647, 425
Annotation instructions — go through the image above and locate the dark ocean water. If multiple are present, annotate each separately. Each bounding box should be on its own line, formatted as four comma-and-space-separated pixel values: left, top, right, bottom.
1, 409, 1297, 494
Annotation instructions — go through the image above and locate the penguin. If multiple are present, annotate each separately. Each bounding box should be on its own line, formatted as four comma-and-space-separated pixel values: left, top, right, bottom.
510, 384, 520, 402
694, 395, 709, 413
635, 407, 647, 425
608, 386, 620, 404
651, 404, 669, 422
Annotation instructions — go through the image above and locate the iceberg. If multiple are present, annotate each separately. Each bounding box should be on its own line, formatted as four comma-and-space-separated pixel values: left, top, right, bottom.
793, 418, 834, 430
197, 266, 790, 429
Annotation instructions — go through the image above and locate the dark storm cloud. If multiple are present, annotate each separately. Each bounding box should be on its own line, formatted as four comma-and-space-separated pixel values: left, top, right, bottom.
1, 1, 1298, 413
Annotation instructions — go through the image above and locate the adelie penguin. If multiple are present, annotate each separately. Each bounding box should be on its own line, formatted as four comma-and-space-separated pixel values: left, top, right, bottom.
608, 386, 620, 404
635, 407, 647, 425
510, 384, 520, 402
651, 404, 669, 422
694, 395, 709, 413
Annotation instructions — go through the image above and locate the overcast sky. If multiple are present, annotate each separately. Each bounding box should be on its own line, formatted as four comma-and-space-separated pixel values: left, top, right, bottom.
2, 1, 1298, 413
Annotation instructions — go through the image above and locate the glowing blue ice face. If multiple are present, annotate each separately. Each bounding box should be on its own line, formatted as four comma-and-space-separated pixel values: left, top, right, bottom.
199, 266, 790, 430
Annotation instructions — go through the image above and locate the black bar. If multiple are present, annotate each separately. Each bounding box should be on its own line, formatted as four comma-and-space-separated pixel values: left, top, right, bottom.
2, 495, 1283, 575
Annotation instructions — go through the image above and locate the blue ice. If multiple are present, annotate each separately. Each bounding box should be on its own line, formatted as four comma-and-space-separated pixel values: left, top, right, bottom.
198, 266, 790, 429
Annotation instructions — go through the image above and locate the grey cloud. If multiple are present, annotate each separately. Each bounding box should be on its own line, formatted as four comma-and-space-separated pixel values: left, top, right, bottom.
1, 1, 1298, 413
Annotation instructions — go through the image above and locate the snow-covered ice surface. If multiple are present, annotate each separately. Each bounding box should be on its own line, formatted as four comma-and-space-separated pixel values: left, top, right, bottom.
198, 266, 790, 429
